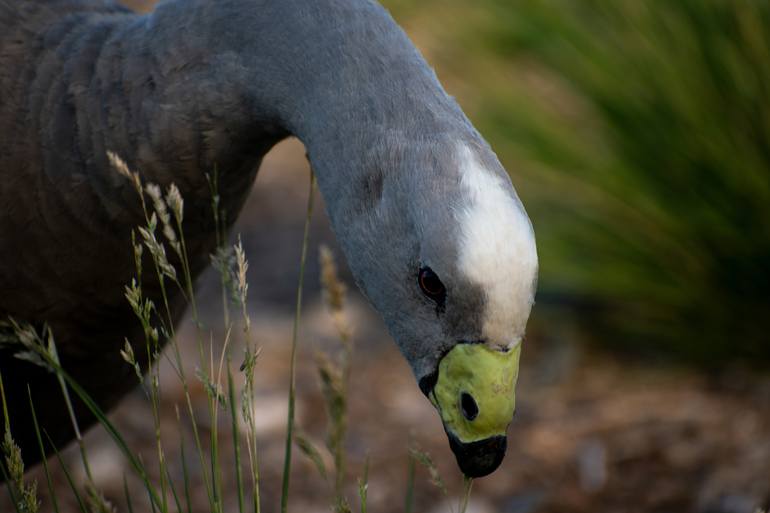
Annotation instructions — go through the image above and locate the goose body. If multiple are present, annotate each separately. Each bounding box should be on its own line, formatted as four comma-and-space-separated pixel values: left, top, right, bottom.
0, 0, 537, 477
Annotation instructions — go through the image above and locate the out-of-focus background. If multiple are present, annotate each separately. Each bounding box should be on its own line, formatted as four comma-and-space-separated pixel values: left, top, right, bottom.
8, 1, 770, 512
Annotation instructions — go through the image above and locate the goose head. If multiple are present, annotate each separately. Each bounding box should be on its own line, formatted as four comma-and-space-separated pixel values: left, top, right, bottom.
315, 134, 538, 477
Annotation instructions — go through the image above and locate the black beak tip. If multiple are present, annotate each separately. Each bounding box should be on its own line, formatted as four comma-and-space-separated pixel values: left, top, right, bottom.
447, 432, 507, 478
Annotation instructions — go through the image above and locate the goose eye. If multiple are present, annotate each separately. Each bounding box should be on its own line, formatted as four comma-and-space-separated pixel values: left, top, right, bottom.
460, 392, 479, 421
418, 266, 446, 302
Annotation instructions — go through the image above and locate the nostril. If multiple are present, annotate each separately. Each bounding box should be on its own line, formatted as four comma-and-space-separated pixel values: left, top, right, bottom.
460, 392, 479, 421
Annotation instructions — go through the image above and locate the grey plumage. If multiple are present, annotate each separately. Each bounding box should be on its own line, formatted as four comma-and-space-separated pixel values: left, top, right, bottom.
0, 0, 536, 476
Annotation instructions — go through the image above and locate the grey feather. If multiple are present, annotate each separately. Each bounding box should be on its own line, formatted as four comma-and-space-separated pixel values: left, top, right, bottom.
0, 0, 533, 470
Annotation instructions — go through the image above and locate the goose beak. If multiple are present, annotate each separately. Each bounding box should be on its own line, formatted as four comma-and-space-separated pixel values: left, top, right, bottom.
425, 342, 521, 477
447, 431, 507, 478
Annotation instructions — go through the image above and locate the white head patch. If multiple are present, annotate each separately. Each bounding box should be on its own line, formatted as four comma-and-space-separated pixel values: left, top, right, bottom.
455, 144, 538, 350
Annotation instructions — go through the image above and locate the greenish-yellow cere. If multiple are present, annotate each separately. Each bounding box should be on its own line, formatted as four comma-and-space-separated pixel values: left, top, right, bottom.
430, 343, 521, 443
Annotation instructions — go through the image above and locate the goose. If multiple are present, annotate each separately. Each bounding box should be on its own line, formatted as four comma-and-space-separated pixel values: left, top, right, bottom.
0, 0, 538, 478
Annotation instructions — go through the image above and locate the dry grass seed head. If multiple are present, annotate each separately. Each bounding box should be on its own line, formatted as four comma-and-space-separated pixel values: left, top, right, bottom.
4, 321, 51, 370
294, 432, 329, 481
120, 338, 144, 382
166, 183, 184, 224
319, 245, 346, 312
107, 151, 142, 195
319, 245, 352, 344
146, 183, 180, 255
409, 447, 448, 497
235, 238, 249, 304
138, 219, 177, 282
2, 430, 39, 513
316, 352, 346, 425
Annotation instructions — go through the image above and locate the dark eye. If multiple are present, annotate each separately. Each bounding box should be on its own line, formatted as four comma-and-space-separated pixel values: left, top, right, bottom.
460, 392, 479, 421
418, 266, 446, 303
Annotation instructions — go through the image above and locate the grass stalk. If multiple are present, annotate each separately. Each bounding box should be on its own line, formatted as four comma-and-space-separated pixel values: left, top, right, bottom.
123, 475, 135, 513
227, 357, 246, 513
27, 388, 59, 513
44, 328, 95, 489
47, 438, 87, 513
317, 244, 354, 510
164, 464, 183, 513
11, 327, 165, 512
458, 477, 473, 513
174, 406, 193, 513
404, 453, 416, 513
234, 236, 262, 513
280, 171, 317, 513
113, 152, 222, 508
358, 456, 369, 513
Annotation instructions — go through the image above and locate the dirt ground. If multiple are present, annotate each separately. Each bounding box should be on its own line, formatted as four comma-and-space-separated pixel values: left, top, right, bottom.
2, 138, 768, 513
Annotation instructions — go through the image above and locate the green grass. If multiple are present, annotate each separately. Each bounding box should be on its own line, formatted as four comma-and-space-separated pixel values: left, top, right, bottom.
281, 172, 316, 513
385, 0, 770, 365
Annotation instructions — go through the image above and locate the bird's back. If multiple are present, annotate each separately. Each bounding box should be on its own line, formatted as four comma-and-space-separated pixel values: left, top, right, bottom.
0, 0, 194, 465
0, 0, 145, 335
0, 0, 476, 474
0, 0, 287, 467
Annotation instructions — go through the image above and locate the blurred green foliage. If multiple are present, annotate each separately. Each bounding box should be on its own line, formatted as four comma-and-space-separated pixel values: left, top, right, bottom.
386, 0, 770, 365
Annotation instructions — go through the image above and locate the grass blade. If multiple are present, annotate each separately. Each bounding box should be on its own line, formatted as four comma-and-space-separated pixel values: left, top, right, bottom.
293, 433, 328, 482
45, 434, 87, 513
227, 358, 245, 513
404, 451, 415, 513
37, 359, 163, 510
175, 406, 193, 513
164, 462, 183, 513
280, 171, 316, 513
358, 455, 369, 513
27, 388, 59, 513
458, 477, 474, 513
123, 474, 134, 513
409, 447, 448, 497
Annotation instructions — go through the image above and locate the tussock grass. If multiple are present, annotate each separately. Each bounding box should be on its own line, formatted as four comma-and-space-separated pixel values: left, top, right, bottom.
0, 153, 473, 512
